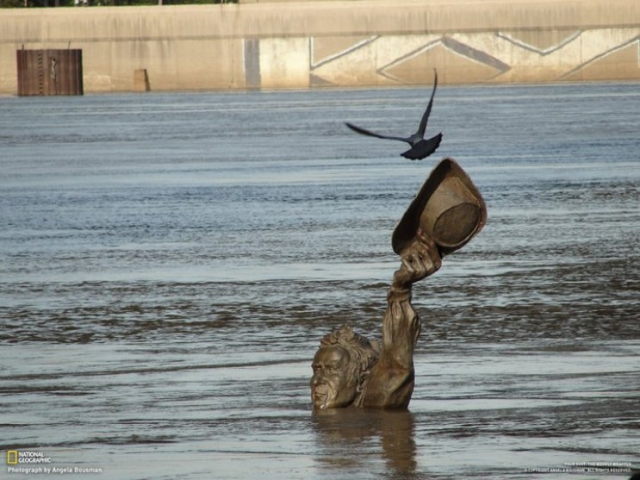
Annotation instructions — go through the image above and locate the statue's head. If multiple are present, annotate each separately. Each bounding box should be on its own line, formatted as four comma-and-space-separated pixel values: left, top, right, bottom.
310, 326, 379, 410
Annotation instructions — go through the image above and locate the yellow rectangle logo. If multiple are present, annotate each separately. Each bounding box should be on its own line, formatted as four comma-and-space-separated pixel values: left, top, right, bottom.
7, 450, 18, 465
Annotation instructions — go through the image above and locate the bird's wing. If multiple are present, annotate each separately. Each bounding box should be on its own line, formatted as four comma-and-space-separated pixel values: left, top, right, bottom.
400, 133, 443, 160
345, 122, 409, 143
416, 69, 438, 138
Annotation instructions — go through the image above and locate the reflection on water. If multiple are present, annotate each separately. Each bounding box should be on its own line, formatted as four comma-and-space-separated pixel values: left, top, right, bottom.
1, 83, 639, 479
313, 409, 417, 477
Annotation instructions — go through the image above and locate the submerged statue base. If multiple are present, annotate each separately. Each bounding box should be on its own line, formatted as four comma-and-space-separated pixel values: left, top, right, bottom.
311, 158, 486, 410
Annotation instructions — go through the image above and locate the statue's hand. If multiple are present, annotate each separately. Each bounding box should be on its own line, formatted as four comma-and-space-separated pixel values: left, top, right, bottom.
393, 229, 442, 287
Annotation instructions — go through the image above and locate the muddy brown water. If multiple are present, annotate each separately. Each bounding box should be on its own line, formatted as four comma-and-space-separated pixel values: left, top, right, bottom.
1, 83, 638, 479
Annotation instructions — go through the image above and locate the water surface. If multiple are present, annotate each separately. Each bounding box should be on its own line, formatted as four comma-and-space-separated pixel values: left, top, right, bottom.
1, 82, 639, 479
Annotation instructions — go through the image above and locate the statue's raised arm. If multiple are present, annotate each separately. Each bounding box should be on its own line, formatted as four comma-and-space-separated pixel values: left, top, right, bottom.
311, 158, 486, 410
357, 231, 441, 408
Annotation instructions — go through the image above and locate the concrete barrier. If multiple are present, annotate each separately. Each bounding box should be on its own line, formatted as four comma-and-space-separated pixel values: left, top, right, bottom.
1, 0, 639, 94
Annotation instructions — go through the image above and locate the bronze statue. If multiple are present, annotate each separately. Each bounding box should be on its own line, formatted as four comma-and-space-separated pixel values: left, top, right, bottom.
311, 158, 486, 410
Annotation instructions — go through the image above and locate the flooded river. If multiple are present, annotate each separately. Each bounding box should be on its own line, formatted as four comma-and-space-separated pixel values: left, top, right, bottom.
1, 82, 639, 479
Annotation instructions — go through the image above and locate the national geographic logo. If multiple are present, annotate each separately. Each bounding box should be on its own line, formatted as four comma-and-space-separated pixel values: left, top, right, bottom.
5, 450, 104, 475
6, 450, 52, 465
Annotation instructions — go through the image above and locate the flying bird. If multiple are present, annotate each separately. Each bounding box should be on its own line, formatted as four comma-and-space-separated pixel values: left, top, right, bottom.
345, 69, 443, 160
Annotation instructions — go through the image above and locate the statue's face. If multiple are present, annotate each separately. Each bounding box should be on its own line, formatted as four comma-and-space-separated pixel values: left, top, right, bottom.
310, 345, 357, 410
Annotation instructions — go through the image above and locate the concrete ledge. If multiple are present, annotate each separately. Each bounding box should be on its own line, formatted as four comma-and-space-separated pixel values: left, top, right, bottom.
2, 1, 640, 41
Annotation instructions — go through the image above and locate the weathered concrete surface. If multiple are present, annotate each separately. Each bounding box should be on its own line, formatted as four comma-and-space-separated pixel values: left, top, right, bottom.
1, 0, 639, 94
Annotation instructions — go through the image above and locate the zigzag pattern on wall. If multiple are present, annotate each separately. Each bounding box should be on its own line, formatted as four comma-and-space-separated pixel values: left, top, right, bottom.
308, 28, 640, 86
561, 36, 640, 80
497, 30, 582, 55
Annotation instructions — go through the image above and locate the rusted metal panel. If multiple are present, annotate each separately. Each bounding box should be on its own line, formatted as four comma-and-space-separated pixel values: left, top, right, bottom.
16, 49, 83, 96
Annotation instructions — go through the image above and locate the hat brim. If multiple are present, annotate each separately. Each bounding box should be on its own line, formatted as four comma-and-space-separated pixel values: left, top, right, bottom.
391, 158, 487, 256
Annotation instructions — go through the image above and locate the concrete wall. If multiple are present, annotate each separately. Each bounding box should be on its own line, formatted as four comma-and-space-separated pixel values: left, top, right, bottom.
1, 0, 639, 94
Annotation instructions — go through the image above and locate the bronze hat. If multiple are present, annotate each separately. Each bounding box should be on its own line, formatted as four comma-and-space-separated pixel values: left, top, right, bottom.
392, 158, 487, 256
